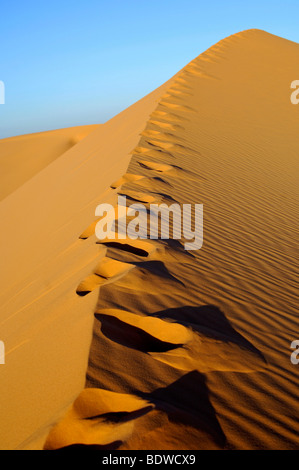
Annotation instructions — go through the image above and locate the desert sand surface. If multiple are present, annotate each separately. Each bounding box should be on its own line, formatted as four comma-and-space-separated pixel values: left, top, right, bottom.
0, 124, 100, 201
1, 29, 299, 450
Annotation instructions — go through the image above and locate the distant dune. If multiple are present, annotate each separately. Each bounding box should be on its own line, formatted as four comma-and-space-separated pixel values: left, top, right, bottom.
0, 29, 298, 450
0, 125, 99, 201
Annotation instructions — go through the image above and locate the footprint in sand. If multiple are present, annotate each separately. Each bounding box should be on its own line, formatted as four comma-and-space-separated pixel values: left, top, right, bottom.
162, 90, 193, 100
110, 173, 145, 190
148, 120, 184, 131
141, 129, 184, 143
145, 139, 175, 151
44, 388, 153, 450
98, 309, 193, 346
159, 101, 196, 113
76, 257, 134, 296
137, 160, 195, 180
98, 239, 157, 258
150, 110, 188, 123
133, 147, 176, 161
95, 308, 266, 375
137, 161, 175, 173
118, 190, 158, 204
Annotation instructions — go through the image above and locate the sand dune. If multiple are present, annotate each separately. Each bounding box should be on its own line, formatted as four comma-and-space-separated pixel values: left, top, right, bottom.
0, 125, 99, 201
0, 76, 172, 449
1, 29, 299, 450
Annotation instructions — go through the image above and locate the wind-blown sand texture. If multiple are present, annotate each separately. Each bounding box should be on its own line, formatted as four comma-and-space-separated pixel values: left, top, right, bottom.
1, 29, 298, 450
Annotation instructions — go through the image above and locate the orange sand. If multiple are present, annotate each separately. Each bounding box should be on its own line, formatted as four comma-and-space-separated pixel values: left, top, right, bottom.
0, 29, 298, 450
0, 125, 99, 201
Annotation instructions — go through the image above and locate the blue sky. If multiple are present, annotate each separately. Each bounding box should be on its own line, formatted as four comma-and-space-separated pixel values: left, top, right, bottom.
0, 0, 298, 138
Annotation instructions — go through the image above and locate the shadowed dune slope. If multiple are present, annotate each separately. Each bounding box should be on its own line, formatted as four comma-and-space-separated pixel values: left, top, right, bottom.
1, 29, 299, 450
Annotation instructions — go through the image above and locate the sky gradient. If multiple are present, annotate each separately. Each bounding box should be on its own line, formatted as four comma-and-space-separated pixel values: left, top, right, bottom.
1, 0, 299, 138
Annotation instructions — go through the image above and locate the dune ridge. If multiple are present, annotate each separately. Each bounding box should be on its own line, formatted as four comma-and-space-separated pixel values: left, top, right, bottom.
0, 29, 298, 450
44, 29, 299, 450
0, 68, 174, 449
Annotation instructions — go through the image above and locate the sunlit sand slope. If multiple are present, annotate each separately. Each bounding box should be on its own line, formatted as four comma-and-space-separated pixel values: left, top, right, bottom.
46, 29, 299, 450
0, 80, 173, 449
0, 125, 99, 200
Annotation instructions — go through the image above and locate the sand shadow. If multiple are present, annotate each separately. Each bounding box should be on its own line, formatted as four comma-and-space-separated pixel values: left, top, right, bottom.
134, 260, 185, 286
84, 405, 154, 424
99, 241, 149, 258
56, 441, 122, 451
140, 371, 227, 447
95, 313, 184, 353
151, 305, 265, 360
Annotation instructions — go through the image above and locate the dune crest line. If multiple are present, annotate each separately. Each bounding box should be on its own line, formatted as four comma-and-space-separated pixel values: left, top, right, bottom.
43, 29, 299, 450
